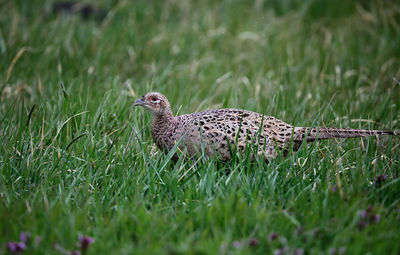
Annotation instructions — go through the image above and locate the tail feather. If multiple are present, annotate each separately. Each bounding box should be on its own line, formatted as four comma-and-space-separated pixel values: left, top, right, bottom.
294, 127, 398, 142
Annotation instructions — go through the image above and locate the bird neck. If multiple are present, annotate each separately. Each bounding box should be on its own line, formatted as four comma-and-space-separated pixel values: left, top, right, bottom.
151, 111, 177, 131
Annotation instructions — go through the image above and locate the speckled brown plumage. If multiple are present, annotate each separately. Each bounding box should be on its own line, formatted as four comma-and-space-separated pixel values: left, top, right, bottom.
134, 92, 398, 162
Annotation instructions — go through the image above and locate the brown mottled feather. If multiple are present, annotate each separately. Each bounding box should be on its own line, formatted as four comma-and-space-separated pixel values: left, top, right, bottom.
134, 92, 398, 162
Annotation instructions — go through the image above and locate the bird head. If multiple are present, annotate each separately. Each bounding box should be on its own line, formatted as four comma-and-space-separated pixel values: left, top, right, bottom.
134, 92, 172, 116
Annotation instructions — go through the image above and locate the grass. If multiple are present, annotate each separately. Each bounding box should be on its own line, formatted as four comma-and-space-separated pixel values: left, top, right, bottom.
1, 0, 400, 254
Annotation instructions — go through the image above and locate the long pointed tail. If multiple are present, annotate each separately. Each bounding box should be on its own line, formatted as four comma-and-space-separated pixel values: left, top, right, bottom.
294, 127, 398, 142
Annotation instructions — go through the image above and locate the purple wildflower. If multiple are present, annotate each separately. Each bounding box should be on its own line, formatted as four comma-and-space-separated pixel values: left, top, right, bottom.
374, 174, 387, 186
361, 210, 367, 219
269, 232, 279, 241
332, 186, 337, 192
17, 242, 26, 250
232, 241, 242, 248
294, 248, 304, 255
20, 232, 30, 243
7, 242, 26, 254
358, 206, 381, 230
78, 236, 94, 251
249, 237, 259, 246
71, 251, 81, 255
274, 248, 289, 255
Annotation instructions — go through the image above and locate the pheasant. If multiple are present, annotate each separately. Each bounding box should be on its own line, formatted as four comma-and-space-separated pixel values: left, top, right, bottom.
134, 92, 398, 162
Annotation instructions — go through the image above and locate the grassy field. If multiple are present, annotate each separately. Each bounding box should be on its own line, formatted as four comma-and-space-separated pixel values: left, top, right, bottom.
1, 0, 400, 254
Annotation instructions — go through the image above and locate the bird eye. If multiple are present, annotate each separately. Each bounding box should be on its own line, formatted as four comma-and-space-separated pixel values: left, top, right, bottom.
151, 97, 157, 102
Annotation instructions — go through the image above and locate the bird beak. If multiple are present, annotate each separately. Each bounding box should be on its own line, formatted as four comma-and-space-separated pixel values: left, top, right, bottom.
134, 98, 145, 106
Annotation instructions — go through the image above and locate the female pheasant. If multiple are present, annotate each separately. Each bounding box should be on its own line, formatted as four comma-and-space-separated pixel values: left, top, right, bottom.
134, 92, 398, 162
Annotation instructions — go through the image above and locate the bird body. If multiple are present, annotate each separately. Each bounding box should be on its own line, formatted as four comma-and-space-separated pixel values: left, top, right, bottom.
134, 92, 398, 162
